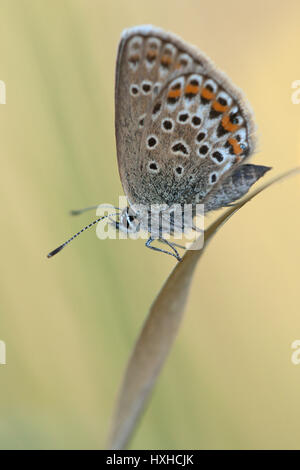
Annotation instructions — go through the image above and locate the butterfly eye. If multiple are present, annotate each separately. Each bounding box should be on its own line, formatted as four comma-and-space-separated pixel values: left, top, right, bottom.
125, 214, 135, 229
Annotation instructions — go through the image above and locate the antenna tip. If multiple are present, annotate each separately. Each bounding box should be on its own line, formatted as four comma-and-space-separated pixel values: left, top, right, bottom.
47, 244, 64, 258
69, 210, 80, 216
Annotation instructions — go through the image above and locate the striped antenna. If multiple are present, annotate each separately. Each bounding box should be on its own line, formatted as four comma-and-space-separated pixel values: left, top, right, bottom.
70, 204, 120, 216
47, 213, 119, 258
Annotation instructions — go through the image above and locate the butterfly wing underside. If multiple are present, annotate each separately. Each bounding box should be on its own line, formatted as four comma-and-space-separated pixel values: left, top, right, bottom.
115, 25, 256, 208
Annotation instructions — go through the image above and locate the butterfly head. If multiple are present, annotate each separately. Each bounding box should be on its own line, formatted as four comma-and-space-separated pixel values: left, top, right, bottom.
117, 206, 141, 234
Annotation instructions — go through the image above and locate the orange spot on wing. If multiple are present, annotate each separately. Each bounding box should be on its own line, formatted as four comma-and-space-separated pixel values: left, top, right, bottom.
161, 55, 172, 66
146, 51, 157, 60
201, 88, 215, 101
168, 88, 182, 98
185, 84, 200, 95
228, 137, 242, 155
212, 100, 228, 113
128, 53, 140, 65
222, 115, 239, 132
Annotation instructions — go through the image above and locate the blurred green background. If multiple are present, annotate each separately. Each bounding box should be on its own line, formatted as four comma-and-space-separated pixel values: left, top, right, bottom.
0, 0, 300, 449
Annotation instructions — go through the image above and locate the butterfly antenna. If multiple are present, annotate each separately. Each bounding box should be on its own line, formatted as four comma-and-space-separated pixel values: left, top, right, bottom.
47, 213, 119, 258
70, 205, 121, 216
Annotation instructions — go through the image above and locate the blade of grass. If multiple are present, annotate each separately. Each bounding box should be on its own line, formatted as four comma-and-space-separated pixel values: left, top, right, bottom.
107, 167, 300, 450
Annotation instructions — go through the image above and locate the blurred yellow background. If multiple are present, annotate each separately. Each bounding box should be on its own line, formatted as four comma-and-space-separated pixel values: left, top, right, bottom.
0, 0, 300, 449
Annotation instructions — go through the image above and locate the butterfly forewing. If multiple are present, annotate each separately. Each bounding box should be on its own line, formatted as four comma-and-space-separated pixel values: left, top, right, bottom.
115, 26, 201, 202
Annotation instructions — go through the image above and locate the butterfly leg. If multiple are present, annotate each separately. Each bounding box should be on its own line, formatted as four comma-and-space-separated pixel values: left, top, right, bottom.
159, 239, 186, 251
145, 237, 182, 262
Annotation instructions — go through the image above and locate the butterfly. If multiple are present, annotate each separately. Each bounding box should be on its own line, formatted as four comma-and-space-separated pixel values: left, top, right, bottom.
47, 25, 270, 261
